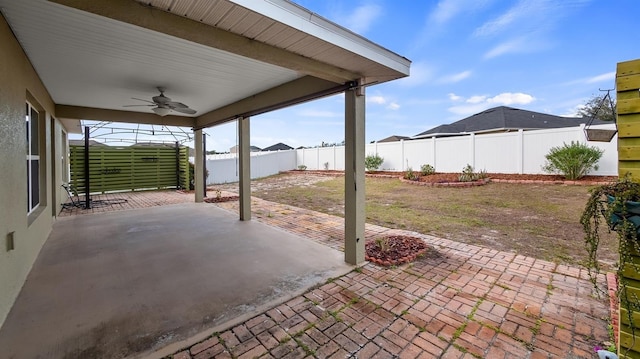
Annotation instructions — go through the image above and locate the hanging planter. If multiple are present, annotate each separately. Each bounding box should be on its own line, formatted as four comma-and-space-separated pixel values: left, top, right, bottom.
584, 128, 617, 142
583, 90, 618, 143
582, 178, 640, 355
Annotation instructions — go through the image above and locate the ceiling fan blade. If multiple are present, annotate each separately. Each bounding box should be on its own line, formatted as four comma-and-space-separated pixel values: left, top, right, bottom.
166, 101, 188, 109
171, 107, 197, 115
131, 97, 156, 104
123, 104, 154, 107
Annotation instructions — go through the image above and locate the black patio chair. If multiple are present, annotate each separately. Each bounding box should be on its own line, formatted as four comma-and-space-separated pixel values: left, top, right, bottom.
61, 183, 88, 210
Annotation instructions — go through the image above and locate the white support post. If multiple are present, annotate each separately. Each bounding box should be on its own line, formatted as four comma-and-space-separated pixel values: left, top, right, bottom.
517, 129, 524, 174
400, 139, 405, 171
344, 84, 366, 265
469, 133, 476, 168
238, 117, 251, 220
194, 128, 204, 203
432, 137, 436, 169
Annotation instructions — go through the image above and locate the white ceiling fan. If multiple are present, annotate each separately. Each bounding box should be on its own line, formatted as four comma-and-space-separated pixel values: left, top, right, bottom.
125, 87, 197, 116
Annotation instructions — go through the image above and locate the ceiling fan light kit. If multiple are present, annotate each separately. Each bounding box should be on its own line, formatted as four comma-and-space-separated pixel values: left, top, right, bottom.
152, 107, 171, 116
124, 87, 197, 116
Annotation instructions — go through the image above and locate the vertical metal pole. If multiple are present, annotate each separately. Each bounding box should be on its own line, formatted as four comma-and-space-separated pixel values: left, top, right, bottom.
203, 132, 207, 198
84, 126, 91, 209
175, 141, 180, 189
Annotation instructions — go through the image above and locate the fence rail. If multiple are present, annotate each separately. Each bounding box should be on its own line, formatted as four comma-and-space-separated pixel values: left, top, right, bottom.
203, 124, 618, 184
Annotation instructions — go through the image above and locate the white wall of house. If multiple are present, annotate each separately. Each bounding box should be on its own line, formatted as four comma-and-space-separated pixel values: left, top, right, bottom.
204, 124, 618, 184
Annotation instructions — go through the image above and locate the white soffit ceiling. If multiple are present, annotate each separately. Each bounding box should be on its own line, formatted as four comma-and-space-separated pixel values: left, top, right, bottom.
139, 0, 410, 81
0, 0, 301, 117
1, 0, 409, 122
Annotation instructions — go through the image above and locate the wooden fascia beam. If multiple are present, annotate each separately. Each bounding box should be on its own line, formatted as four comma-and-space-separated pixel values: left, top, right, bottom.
55, 105, 195, 127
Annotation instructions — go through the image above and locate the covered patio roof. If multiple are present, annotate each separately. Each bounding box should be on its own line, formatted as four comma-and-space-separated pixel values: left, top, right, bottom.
1, 0, 410, 266
0, 0, 410, 130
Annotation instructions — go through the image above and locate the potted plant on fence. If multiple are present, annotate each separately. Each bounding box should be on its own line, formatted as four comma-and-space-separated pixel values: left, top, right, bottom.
582, 177, 640, 354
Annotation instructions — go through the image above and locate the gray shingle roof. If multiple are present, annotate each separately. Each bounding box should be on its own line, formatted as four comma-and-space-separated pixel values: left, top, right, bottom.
414, 106, 610, 138
262, 143, 293, 151
377, 135, 410, 143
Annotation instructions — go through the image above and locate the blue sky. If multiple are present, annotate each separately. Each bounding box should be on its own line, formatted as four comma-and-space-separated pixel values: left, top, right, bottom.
82, 0, 640, 152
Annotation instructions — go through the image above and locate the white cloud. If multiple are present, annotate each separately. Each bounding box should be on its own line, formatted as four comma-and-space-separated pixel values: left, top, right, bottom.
476, 0, 589, 59
586, 72, 615, 84
483, 37, 528, 59
559, 104, 586, 117
397, 61, 434, 87
428, 0, 464, 25
474, 0, 589, 38
448, 93, 462, 101
488, 92, 535, 105
448, 92, 536, 116
369, 95, 386, 105
467, 95, 487, 104
438, 70, 472, 84
560, 71, 616, 86
341, 4, 382, 34
387, 102, 400, 110
474, 0, 533, 37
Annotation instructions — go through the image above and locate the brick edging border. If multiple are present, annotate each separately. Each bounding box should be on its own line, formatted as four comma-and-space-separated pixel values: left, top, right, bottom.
490, 179, 614, 186
284, 170, 615, 186
607, 272, 619, 347
399, 177, 490, 187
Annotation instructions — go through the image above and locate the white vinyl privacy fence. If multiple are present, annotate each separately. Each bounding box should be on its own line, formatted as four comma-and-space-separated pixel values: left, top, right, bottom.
202, 150, 297, 184
204, 124, 618, 184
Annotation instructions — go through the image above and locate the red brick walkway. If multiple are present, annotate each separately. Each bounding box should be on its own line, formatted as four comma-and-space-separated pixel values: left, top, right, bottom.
60, 191, 611, 358
174, 197, 610, 358
58, 190, 195, 216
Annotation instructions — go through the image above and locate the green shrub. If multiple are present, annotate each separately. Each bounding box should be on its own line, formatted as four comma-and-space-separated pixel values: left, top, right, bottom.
542, 141, 603, 180
459, 164, 475, 182
297, 165, 307, 171
420, 164, 435, 176
365, 154, 384, 171
404, 167, 419, 181
458, 165, 486, 182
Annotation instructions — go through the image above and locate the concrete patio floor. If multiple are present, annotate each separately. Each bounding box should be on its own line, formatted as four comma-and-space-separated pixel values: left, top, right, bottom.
1, 190, 612, 358
0, 199, 351, 358
175, 197, 612, 359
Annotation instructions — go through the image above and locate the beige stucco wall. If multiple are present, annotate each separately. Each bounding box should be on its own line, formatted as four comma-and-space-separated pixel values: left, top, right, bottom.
0, 13, 66, 328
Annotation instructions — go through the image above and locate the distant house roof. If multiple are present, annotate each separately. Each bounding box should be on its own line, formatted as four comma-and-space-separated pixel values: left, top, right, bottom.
413, 106, 611, 138
229, 145, 262, 153
377, 135, 409, 143
262, 142, 293, 151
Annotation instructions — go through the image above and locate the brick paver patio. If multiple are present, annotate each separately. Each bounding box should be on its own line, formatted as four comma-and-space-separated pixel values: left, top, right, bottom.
60, 190, 612, 358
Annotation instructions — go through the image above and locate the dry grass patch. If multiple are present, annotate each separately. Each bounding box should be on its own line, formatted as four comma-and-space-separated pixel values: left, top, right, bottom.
251, 174, 617, 268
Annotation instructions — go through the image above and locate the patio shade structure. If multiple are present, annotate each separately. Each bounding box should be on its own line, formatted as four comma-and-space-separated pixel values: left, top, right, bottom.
0, 0, 409, 331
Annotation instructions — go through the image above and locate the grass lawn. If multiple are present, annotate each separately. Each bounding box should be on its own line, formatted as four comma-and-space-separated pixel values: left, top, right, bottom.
251, 174, 618, 269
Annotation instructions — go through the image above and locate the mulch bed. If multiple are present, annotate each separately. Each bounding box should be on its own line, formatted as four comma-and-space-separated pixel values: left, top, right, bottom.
203, 195, 239, 203
365, 235, 429, 267
288, 170, 617, 185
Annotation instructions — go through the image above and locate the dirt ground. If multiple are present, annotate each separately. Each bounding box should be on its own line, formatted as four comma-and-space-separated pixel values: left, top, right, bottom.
211, 172, 619, 269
